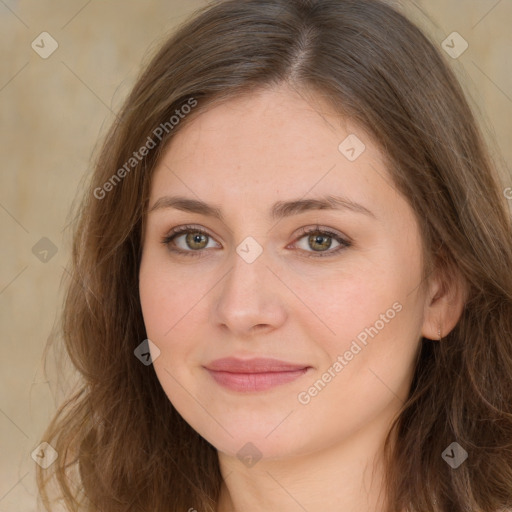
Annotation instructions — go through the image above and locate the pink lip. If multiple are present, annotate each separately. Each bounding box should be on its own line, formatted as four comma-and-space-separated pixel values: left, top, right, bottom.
204, 357, 311, 392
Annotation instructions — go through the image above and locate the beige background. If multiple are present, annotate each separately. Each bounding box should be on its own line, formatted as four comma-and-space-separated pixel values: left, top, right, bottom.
1, 1, 511, 510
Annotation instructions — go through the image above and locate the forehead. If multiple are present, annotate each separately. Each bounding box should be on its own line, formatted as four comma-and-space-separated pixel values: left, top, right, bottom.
149, 85, 395, 217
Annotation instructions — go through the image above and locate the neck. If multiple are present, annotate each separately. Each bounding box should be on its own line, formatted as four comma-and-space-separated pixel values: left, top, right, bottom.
216, 418, 396, 512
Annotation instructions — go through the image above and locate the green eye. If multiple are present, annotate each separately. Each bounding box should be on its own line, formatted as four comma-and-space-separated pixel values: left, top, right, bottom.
161, 224, 351, 259
161, 225, 217, 257
291, 227, 351, 258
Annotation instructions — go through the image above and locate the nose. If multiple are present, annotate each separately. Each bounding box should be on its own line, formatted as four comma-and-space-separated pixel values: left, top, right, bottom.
211, 247, 288, 339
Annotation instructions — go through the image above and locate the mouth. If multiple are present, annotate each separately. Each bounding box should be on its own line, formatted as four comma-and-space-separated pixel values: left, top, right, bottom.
203, 357, 312, 392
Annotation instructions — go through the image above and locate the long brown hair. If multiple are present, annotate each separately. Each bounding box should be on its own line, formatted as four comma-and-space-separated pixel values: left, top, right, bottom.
36, 0, 512, 511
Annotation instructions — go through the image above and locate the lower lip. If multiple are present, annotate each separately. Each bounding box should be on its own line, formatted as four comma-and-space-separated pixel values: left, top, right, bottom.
205, 368, 309, 392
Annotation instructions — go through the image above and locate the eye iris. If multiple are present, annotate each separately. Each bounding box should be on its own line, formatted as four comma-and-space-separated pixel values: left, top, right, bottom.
309, 233, 332, 251
186, 232, 208, 249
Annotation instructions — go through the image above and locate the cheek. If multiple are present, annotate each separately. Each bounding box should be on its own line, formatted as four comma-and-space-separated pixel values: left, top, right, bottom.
292, 277, 422, 441
301, 269, 407, 347
139, 257, 208, 340
138, 255, 223, 394
139, 261, 201, 404
139, 274, 170, 341
305, 253, 424, 385
288, 227, 424, 349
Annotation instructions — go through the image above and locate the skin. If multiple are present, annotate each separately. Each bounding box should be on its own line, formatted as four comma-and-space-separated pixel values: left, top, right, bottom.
139, 84, 465, 512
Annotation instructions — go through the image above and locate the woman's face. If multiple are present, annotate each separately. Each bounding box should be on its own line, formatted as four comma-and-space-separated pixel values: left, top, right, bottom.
139, 85, 429, 461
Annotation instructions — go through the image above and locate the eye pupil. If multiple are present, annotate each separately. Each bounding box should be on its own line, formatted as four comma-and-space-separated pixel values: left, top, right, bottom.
309, 233, 332, 251
186, 232, 207, 249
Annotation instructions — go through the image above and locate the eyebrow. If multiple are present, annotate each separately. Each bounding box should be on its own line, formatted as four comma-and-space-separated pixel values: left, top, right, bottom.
149, 194, 375, 221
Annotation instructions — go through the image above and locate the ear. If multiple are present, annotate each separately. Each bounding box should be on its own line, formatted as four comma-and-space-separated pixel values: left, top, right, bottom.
421, 263, 468, 341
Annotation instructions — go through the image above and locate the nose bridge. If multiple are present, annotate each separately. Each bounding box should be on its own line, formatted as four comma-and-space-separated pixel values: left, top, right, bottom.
221, 243, 271, 309
224, 231, 270, 295
212, 240, 287, 335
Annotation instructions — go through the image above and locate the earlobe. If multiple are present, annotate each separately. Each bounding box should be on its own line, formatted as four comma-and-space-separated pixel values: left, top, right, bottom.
421, 265, 468, 341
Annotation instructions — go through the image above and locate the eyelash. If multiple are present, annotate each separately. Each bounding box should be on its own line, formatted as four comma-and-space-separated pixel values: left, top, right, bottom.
160, 224, 352, 259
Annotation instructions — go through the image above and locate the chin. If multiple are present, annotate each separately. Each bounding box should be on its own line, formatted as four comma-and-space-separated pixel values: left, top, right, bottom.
193, 421, 310, 463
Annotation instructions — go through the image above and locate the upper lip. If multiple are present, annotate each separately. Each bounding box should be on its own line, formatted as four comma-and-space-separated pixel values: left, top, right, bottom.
204, 357, 310, 373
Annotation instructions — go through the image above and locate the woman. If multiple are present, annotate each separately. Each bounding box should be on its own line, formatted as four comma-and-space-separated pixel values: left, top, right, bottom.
36, 0, 512, 511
